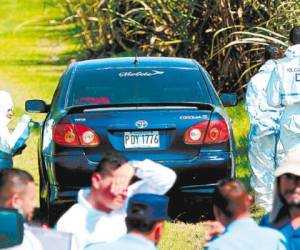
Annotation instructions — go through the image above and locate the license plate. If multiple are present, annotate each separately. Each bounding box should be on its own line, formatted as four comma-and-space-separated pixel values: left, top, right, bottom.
124, 131, 160, 148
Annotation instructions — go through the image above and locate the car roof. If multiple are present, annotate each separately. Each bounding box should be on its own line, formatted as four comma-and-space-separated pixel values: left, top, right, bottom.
74, 57, 199, 71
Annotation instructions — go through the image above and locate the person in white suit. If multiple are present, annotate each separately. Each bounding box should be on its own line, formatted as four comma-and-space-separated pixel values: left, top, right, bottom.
267, 26, 300, 154
246, 45, 284, 211
0, 90, 31, 169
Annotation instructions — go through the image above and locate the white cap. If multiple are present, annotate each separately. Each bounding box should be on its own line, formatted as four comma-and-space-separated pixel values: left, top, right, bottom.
275, 150, 300, 177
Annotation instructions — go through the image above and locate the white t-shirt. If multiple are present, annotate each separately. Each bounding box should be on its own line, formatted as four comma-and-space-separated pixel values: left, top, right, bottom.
56, 159, 176, 249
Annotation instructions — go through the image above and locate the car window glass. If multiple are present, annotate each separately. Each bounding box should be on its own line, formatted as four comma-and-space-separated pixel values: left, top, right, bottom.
66, 67, 211, 107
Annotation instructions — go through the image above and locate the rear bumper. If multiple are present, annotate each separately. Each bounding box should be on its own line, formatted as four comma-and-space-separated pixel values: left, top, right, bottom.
43, 150, 234, 204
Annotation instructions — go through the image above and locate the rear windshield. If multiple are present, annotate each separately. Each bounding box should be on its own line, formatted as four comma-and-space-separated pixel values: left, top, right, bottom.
66, 67, 211, 107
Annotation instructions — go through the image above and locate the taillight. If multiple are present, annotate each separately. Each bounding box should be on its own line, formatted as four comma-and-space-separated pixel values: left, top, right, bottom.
184, 121, 209, 144
53, 123, 100, 146
204, 120, 229, 143
184, 120, 229, 145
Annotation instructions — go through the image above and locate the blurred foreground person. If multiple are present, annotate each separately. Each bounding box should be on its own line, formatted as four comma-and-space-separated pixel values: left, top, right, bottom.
246, 45, 284, 211
56, 153, 176, 249
0, 168, 42, 250
260, 151, 300, 250
0, 90, 31, 169
267, 26, 300, 153
205, 179, 287, 250
85, 193, 169, 250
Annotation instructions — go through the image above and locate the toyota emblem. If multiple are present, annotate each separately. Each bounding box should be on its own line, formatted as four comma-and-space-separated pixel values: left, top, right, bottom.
135, 120, 148, 129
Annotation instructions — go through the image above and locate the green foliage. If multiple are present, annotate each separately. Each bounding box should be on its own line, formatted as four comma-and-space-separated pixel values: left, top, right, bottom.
59, 0, 200, 58
59, 0, 300, 99
211, 1, 300, 97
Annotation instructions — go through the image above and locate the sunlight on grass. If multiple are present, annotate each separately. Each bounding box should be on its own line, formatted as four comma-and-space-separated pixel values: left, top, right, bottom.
0, 0, 77, 183
159, 221, 206, 250
226, 102, 251, 189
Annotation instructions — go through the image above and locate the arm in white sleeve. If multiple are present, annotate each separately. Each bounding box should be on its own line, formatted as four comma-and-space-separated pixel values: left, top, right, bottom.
0, 115, 31, 154
267, 68, 282, 108
129, 159, 176, 195
245, 79, 260, 125
9, 115, 31, 152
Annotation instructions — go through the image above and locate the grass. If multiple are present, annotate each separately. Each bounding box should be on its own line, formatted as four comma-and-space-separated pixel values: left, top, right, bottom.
0, 0, 77, 180
0, 1, 252, 250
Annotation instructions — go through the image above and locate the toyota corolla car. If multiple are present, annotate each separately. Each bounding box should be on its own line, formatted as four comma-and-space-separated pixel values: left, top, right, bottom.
25, 57, 237, 225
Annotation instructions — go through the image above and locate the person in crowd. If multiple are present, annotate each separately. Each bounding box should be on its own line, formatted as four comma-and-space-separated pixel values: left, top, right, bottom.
246, 44, 284, 212
205, 178, 287, 250
0, 168, 43, 250
85, 193, 169, 250
260, 150, 300, 250
267, 26, 300, 154
56, 153, 176, 249
0, 90, 31, 169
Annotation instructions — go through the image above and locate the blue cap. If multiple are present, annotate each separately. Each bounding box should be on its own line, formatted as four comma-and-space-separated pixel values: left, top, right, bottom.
127, 193, 170, 222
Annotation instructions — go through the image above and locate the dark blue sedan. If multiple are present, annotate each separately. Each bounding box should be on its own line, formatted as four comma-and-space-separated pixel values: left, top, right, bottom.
26, 57, 237, 225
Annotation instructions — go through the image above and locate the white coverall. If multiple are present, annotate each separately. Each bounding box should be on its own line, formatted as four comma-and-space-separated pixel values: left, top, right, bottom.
0, 90, 31, 168
246, 60, 283, 211
267, 44, 300, 153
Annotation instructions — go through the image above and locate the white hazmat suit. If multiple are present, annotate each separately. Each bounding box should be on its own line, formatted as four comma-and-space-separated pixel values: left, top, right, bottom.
0, 90, 31, 168
267, 44, 300, 153
246, 60, 283, 211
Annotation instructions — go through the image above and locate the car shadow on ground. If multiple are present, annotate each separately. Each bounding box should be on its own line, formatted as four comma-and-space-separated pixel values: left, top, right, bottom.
168, 194, 215, 223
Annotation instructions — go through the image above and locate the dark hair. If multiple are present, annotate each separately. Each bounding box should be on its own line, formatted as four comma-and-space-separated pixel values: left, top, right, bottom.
289, 26, 300, 45
264, 45, 282, 61
0, 168, 34, 206
213, 178, 248, 219
94, 152, 127, 176
125, 216, 158, 233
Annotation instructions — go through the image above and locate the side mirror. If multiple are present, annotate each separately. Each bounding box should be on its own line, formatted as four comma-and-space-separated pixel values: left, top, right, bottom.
220, 93, 238, 107
25, 100, 50, 113
0, 208, 24, 249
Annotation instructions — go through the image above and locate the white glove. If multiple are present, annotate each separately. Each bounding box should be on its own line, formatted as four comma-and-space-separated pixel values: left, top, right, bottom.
21, 114, 31, 124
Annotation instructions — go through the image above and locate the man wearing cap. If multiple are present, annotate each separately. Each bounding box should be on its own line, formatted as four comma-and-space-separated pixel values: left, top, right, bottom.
84, 193, 169, 250
260, 150, 300, 250
205, 178, 287, 250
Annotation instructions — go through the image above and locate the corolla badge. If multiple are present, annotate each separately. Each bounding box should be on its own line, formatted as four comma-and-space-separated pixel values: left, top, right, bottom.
135, 120, 148, 129
119, 70, 164, 77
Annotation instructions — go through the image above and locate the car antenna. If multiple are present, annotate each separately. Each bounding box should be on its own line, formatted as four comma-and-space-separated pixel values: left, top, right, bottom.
133, 31, 138, 65
133, 53, 138, 65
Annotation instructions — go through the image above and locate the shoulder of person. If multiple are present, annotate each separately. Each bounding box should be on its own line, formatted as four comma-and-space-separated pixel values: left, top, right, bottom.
56, 203, 86, 228
259, 213, 272, 227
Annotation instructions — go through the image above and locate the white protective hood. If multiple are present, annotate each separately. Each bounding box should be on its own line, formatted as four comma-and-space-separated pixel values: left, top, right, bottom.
284, 44, 300, 58
0, 90, 13, 126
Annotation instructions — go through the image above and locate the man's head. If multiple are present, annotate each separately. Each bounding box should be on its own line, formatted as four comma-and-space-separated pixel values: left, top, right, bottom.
264, 44, 282, 61
213, 178, 251, 226
125, 193, 169, 245
0, 90, 13, 121
0, 168, 36, 222
289, 26, 300, 45
88, 153, 130, 212
275, 152, 300, 208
